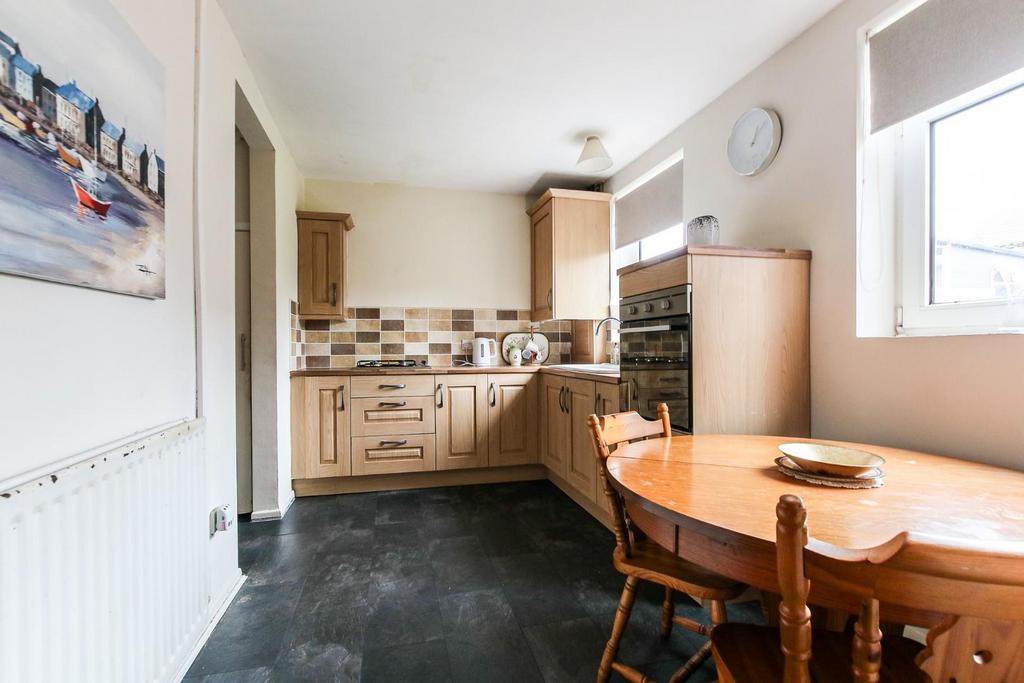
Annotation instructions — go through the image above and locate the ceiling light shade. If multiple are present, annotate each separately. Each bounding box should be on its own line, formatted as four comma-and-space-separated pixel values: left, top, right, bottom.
576, 135, 612, 173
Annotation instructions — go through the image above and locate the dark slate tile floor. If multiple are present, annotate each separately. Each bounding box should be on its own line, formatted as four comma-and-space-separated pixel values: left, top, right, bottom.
185, 480, 764, 682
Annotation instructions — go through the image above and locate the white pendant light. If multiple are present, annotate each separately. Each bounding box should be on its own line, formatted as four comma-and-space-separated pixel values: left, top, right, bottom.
576, 135, 612, 173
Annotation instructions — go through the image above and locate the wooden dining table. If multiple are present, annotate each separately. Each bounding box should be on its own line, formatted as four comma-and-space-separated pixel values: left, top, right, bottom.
605, 433, 1024, 629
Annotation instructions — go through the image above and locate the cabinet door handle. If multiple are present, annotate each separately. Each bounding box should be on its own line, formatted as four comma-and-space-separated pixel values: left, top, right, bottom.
330, 282, 337, 307
378, 383, 407, 390
378, 401, 407, 408
489, 382, 496, 407
378, 439, 408, 448
436, 383, 444, 408
239, 333, 247, 371
338, 385, 345, 411
560, 386, 568, 413
557, 386, 564, 412
595, 392, 601, 416
547, 288, 552, 308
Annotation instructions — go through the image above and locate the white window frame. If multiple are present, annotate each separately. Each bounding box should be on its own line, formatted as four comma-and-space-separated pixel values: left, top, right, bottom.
893, 69, 1024, 336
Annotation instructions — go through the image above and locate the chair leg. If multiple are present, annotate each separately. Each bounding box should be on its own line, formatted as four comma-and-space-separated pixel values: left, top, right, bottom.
598, 575, 639, 683
666, 600, 729, 683
660, 586, 675, 639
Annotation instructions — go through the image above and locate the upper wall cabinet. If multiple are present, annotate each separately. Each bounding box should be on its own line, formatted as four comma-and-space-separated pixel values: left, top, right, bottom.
527, 189, 611, 321
297, 210, 355, 319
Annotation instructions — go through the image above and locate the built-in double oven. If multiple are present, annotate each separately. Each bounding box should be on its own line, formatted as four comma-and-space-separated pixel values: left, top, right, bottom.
618, 285, 692, 433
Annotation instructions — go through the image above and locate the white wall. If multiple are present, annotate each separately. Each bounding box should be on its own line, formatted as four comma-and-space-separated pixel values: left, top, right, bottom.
303, 179, 531, 308
198, 1, 304, 533
0, 0, 197, 485
608, 0, 1024, 469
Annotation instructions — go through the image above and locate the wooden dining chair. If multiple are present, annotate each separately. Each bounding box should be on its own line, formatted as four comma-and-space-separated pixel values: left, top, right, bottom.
587, 404, 747, 683
712, 494, 1024, 682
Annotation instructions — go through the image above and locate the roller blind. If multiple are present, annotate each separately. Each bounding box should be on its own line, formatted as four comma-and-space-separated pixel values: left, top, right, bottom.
869, 0, 1024, 133
614, 159, 684, 248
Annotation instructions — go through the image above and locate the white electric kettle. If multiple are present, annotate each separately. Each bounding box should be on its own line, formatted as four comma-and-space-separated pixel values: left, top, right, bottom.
471, 337, 498, 366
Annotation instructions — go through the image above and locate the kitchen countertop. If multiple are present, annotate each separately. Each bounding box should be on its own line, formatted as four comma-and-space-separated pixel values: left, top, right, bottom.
290, 364, 620, 384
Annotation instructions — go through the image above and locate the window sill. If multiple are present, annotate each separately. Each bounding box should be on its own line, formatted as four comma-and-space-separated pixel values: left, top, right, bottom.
895, 325, 1024, 338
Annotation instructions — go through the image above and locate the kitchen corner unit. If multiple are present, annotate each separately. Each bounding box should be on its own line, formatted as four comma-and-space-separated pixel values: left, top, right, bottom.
527, 189, 612, 321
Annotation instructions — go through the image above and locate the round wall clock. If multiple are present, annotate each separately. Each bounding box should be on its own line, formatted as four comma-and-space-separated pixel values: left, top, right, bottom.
727, 108, 782, 176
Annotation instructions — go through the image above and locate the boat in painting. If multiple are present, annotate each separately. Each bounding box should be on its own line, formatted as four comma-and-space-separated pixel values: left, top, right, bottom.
57, 142, 82, 169
69, 177, 112, 217
80, 156, 108, 183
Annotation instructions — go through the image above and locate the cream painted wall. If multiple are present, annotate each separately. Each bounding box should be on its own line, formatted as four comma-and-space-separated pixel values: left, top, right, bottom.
608, 0, 1024, 469
303, 179, 531, 308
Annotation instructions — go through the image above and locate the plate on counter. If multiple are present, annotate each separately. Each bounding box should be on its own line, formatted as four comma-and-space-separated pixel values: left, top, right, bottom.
501, 332, 549, 364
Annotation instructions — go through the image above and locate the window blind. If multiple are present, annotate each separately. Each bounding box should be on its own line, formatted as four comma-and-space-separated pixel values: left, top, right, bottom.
869, 0, 1024, 133
614, 159, 684, 248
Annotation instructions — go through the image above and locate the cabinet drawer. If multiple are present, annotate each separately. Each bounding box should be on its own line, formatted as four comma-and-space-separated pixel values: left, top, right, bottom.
351, 434, 436, 476
350, 374, 435, 398
350, 395, 436, 436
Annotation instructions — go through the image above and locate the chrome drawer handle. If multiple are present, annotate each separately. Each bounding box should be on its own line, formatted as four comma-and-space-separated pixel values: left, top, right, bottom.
378, 383, 407, 389
378, 439, 408, 447
378, 401, 407, 408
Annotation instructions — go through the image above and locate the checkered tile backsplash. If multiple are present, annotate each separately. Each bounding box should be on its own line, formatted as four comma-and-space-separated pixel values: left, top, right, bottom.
290, 302, 573, 370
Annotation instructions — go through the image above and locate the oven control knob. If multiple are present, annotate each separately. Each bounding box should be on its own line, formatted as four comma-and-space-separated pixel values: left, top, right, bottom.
642, 303, 653, 313
628, 305, 638, 315
660, 300, 671, 310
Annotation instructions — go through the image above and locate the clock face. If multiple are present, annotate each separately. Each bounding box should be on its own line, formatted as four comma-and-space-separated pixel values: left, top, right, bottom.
727, 108, 782, 176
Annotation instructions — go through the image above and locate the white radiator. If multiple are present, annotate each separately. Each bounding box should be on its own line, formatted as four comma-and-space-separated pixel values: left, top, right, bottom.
0, 419, 210, 683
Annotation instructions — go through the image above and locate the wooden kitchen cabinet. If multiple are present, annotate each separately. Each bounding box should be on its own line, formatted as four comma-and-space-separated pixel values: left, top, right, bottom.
527, 189, 611, 321
539, 374, 568, 477
564, 378, 599, 503
291, 376, 351, 479
539, 374, 614, 504
487, 373, 538, 467
297, 210, 354, 319
436, 375, 489, 470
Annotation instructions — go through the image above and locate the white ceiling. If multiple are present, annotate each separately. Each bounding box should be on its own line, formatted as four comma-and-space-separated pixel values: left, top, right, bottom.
218, 0, 843, 193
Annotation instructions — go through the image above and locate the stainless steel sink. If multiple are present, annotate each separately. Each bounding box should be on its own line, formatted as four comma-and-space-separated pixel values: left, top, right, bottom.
548, 363, 619, 375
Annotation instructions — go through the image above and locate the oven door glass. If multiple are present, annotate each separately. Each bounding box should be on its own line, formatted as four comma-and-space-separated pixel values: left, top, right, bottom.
619, 315, 691, 432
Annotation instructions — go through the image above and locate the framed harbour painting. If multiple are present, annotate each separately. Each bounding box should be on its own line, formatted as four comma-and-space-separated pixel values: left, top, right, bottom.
0, 0, 166, 298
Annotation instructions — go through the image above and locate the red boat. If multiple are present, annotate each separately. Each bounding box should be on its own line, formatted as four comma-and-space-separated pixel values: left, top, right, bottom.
70, 177, 112, 217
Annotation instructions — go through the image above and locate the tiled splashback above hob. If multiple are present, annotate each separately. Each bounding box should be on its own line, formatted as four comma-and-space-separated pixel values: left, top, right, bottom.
289, 302, 574, 370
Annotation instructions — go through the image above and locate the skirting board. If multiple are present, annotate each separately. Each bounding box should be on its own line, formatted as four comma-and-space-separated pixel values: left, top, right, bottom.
293, 464, 547, 496
172, 571, 246, 682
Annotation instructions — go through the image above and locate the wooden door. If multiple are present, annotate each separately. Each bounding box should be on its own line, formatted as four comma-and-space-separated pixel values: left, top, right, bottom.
539, 375, 567, 477
531, 203, 554, 320
297, 217, 343, 317
564, 378, 598, 502
487, 374, 538, 467
436, 375, 489, 470
291, 376, 350, 478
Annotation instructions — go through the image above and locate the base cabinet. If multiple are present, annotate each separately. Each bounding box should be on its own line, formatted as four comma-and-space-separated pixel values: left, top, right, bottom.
540, 374, 568, 477
488, 374, 538, 467
291, 376, 351, 479
564, 378, 598, 503
436, 375, 489, 470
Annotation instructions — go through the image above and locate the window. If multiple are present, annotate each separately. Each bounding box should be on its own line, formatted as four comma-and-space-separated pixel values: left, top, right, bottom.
612, 150, 685, 269
894, 72, 1024, 334
929, 85, 1024, 305
858, 0, 1024, 336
